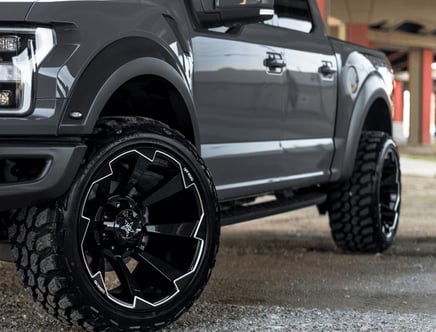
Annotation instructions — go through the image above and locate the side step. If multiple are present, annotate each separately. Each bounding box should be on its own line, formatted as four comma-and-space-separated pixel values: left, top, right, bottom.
220, 193, 327, 226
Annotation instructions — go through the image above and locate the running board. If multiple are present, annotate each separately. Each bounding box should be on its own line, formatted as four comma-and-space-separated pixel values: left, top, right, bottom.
220, 193, 326, 226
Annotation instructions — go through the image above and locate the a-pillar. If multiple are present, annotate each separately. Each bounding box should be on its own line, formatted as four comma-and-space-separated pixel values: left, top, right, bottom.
409, 48, 433, 145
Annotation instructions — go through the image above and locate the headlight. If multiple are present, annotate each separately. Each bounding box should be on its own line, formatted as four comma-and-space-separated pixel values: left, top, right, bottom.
0, 28, 55, 115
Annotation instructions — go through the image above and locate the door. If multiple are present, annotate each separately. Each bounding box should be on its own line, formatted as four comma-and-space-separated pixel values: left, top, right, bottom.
273, 0, 338, 185
193, 23, 289, 199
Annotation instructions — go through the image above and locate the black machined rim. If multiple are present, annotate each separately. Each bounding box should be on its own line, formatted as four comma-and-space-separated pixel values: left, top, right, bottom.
378, 147, 401, 239
80, 148, 206, 309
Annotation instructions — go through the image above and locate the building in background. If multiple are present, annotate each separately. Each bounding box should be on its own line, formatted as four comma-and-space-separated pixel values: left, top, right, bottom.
318, 0, 436, 146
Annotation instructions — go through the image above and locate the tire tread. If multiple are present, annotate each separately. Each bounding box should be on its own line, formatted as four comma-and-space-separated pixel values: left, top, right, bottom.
328, 131, 398, 253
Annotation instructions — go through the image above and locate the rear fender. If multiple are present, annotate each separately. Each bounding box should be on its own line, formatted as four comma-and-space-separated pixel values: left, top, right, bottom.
331, 74, 392, 182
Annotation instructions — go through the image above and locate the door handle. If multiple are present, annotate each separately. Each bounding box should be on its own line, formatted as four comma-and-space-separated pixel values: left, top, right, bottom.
319, 64, 337, 76
264, 53, 286, 69
264, 57, 286, 68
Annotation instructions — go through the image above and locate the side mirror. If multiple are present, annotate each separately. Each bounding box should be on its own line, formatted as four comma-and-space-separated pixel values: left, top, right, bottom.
190, 0, 274, 28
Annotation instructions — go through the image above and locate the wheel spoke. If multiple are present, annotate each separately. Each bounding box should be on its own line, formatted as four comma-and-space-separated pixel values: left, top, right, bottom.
89, 246, 106, 276
381, 204, 396, 215
145, 232, 200, 272
142, 173, 185, 207
134, 250, 185, 282
381, 211, 396, 223
380, 202, 394, 211
145, 222, 198, 238
82, 223, 106, 278
148, 187, 200, 225
96, 180, 112, 205
107, 256, 142, 299
115, 155, 150, 196
82, 196, 102, 222
381, 173, 397, 187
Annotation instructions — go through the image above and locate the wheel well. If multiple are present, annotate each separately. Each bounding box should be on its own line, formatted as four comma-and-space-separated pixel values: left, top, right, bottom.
99, 75, 196, 144
362, 98, 392, 135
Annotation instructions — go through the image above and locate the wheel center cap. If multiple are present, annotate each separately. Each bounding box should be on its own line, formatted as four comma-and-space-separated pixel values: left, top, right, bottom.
114, 209, 141, 240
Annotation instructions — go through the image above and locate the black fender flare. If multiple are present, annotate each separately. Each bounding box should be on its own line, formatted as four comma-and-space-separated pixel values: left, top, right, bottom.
331, 74, 393, 182
58, 37, 199, 148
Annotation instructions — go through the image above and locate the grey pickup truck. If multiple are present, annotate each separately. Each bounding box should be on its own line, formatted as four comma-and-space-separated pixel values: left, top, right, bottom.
0, 0, 400, 330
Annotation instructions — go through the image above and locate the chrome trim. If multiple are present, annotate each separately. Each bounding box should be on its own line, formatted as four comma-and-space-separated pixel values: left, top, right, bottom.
216, 171, 325, 191
202, 141, 281, 159
201, 138, 334, 159
281, 138, 333, 150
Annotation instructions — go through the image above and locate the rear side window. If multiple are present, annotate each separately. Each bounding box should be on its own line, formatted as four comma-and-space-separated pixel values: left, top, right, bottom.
274, 0, 313, 33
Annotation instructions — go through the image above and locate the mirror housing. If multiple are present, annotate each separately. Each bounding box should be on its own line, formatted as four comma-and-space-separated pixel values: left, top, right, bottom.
190, 0, 274, 28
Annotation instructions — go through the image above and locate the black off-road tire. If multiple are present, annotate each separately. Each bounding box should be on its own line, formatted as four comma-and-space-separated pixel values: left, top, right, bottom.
8, 117, 220, 331
328, 131, 401, 253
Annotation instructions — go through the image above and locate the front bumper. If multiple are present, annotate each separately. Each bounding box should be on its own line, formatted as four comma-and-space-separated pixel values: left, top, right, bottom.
0, 141, 86, 211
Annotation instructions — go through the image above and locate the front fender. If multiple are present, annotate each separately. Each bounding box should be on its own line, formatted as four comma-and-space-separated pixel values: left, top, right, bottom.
58, 38, 199, 148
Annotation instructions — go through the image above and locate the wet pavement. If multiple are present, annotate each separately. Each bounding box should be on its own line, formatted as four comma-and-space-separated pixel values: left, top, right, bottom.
167, 171, 436, 331
0, 158, 435, 331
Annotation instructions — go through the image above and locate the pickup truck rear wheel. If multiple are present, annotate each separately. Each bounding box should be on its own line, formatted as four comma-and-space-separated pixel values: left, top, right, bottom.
8, 117, 220, 330
328, 131, 401, 252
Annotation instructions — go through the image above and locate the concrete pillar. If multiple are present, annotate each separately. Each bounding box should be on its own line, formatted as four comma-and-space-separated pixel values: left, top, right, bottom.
409, 48, 433, 145
432, 93, 436, 140
347, 23, 377, 48
393, 80, 406, 143
347, 23, 369, 47
393, 81, 404, 122
421, 49, 433, 144
316, 0, 326, 22
409, 49, 421, 145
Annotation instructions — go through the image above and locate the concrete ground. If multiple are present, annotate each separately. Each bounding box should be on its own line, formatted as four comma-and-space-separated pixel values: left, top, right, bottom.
0, 156, 435, 331
171, 156, 436, 331
400, 155, 436, 177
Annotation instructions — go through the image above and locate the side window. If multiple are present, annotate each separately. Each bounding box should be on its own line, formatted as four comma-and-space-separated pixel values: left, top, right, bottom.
274, 0, 313, 33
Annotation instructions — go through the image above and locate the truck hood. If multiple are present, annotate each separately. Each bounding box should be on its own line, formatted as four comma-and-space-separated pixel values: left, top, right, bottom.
0, 1, 34, 21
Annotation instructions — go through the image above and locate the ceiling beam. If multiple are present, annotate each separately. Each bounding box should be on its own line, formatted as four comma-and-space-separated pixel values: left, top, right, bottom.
392, 60, 409, 70
369, 30, 436, 49
388, 51, 407, 62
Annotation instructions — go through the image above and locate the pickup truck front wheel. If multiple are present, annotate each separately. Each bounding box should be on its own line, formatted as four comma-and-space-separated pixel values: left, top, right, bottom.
8, 118, 220, 330
328, 131, 401, 252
